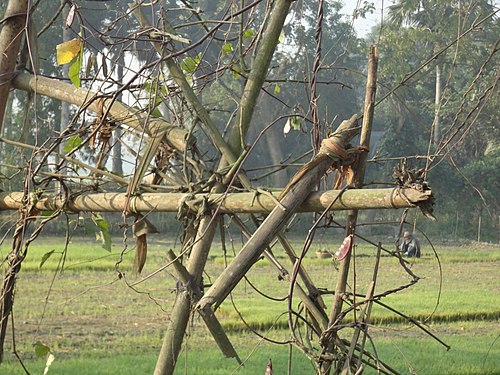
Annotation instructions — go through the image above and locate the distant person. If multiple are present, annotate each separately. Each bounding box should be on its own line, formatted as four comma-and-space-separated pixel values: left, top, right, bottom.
400, 231, 421, 258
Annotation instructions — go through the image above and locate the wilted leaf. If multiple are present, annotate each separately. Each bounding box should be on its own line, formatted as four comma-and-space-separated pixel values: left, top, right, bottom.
222, 43, 233, 54
274, 83, 281, 95
56, 38, 82, 65
39, 250, 55, 269
242, 28, 254, 38
335, 235, 353, 261
85, 53, 96, 78
283, 119, 291, 135
134, 234, 148, 274
291, 116, 301, 130
101, 53, 108, 77
34, 341, 51, 357
63, 135, 82, 153
132, 216, 159, 237
66, 4, 76, 28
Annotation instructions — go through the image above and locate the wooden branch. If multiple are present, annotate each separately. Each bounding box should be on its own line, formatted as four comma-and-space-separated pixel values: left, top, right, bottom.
228, 0, 294, 155
11, 72, 191, 152
0, 188, 432, 213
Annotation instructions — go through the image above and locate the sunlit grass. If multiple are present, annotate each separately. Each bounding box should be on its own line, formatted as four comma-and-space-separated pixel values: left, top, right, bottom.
0, 237, 498, 373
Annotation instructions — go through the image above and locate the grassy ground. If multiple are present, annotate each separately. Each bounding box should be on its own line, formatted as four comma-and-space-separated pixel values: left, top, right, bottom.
0, 236, 499, 374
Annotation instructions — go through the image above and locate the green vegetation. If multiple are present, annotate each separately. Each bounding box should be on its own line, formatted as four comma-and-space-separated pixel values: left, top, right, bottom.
0, 238, 499, 374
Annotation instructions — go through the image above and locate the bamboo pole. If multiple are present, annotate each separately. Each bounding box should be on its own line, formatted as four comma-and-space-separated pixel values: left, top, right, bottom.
321, 45, 378, 375
0, 188, 431, 213
232, 215, 329, 330
228, 0, 295, 155
154, 249, 242, 373
128, 3, 245, 178
11, 72, 191, 153
341, 243, 381, 374
150, 0, 294, 372
154, 215, 218, 375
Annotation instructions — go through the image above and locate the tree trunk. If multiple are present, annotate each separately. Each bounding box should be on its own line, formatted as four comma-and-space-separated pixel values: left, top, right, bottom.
0, 0, 29, 131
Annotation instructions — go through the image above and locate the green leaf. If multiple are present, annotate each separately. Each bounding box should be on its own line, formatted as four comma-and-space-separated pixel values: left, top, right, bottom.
291, 116, 301, 130
232, 65, 244, 78
68, 46, 82, 88
40, 210, 55, 217
222, 43, 233, 54
274, 83, 281, 95
63, 135, 82, 153
92, 213, 111, 252
151, 107, 162, 118
242, 28, 254, 39
39, 250, 55, 269
83, 217, 99, 233
34, 341, 51, 357
100, 230, 112, 252
144, 80, 168, 98
180, 53, 201, 74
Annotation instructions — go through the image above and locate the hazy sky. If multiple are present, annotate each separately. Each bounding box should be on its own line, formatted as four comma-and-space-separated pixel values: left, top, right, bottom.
341, 1, 388, 37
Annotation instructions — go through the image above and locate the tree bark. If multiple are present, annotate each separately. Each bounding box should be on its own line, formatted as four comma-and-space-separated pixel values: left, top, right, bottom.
0, 0, 29, 131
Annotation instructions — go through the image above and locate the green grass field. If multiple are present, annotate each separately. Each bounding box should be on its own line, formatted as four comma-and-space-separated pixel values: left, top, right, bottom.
0, 236, 499, 374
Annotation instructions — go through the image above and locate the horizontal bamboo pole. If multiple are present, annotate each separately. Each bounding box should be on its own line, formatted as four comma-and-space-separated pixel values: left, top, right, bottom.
0, 188, 431, 214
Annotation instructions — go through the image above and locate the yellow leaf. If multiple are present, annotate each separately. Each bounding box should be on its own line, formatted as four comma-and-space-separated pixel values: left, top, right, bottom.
56, 38, 82, 65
